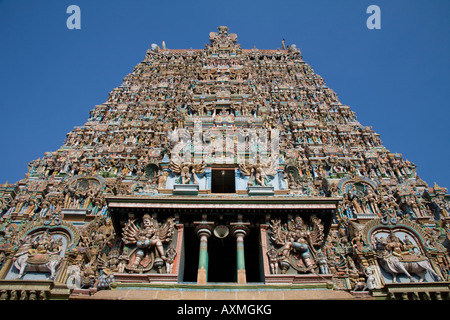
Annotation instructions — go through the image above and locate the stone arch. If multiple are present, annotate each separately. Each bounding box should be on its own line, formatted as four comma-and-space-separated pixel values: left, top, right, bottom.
6, 218, 80, 280
144, 162, 160, 180
14, 218, 80, 252
338, 176, 378, 194
359, 219, 445, 284
361, 218, 434, 250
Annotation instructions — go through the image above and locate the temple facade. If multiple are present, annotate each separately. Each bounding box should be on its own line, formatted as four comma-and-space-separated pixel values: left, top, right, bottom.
0, 26, 449, 300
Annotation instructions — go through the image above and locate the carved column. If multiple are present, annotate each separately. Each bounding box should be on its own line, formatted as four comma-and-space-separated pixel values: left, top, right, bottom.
231, 222, 250, 284
0, 251, 14, 279
54, 250, 77, 285
194, 222, 214, 284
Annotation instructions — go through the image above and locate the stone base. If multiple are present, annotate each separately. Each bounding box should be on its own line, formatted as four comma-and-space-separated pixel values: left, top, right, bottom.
69, 283, 356, 300
264, 273, 334, 286
248, 186, 274, 196
113, 273, 178, 283
172, 184, 199, 195
61, 208, 88, 222
350, 290, 373, 299
0, 279, 71, 300
371, 281, 450, 300
70, 287, 98, 297
237, 269, 246, 284
197, 268, 207, 285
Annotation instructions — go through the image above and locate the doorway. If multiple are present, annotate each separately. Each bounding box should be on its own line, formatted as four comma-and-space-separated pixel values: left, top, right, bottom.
211, 168, 235, 193
181, 224, 263, 283
244, 226, 264, 283
207, 233, 237, 282
181, 226, 200, 283
207, 226, 263, 283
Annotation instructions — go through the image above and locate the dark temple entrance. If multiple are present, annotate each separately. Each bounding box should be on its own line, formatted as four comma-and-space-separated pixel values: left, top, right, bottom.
208, 232, 237, 282
211, 168, 235, 193
208, 224, 263, 283
181, 223, 264, 283
244, 226, 264, 283
181, 226, 200, 283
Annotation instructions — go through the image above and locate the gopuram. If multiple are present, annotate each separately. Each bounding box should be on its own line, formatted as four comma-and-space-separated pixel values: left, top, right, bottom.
0, 26, 449, 300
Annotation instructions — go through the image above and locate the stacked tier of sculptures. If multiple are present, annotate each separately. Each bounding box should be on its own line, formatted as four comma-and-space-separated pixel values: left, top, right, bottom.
0, 27, 448, 298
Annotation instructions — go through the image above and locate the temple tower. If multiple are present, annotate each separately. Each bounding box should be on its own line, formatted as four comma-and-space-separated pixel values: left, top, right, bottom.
0, 26, 448, 300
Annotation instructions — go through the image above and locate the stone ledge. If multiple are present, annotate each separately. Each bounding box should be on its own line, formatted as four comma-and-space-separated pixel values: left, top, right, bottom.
69, 283, 356, 300
71, 288, 356, 300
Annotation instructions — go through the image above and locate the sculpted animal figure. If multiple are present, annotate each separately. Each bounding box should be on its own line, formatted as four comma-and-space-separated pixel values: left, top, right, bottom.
12, 232, 63, 280
374, 233, 441, 283
13, 251, 62, 280
377, 253, 440, 283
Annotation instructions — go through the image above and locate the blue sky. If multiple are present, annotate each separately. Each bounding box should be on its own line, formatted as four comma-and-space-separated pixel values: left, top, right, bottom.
0, 0, 449, 189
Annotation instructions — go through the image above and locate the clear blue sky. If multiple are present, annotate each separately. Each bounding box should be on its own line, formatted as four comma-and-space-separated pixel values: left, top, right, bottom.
0, 0, 449, 189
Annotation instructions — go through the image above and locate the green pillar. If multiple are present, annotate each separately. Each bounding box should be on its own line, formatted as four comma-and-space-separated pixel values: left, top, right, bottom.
194, 223, 213, 285
231, 223, 250, 284
235, 231, 246, 283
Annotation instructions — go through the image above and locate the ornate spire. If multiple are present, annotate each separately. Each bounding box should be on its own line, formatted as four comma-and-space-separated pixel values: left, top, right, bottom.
208, 26, 238, 49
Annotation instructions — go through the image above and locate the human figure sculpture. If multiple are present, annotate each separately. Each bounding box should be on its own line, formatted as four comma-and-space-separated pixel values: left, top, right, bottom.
375, 232, 441, 283
157, 171, 169, 189
13, 231, 63, 280
122, 215, 175, 272
364, 266, 377, 290
169, 161, 206, 184
269, 216, 324, 273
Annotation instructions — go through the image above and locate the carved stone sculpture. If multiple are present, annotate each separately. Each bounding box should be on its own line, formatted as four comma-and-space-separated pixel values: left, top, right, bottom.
122, 215, 175, 273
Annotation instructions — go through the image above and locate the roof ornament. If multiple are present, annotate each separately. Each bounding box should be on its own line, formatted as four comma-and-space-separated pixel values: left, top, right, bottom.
209, 26, 237, 47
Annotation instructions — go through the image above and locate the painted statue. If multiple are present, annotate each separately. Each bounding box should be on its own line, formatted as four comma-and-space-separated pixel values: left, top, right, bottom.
169, 161, 206, 184
239, 157, 278, 187
269, 215, 325, 273
122, 214, 175, 273
374, 230, 441, 283
13, 231, 63, 280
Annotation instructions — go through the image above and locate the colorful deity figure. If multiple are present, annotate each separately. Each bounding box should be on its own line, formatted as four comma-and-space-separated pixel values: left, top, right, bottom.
269, 215, 325, 273
239, 157, 278, 187
122, 214, 175, 273
13, 231, 64, 280
169, 161, 206, 185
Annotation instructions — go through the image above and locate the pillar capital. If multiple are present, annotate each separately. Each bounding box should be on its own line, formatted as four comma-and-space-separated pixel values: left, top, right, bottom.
193, 221, 214, 238
230, 222, 250, 237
